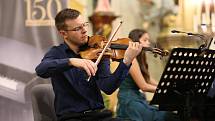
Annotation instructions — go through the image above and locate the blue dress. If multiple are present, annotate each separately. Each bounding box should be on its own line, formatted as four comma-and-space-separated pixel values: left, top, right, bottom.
116, 75, 180, 121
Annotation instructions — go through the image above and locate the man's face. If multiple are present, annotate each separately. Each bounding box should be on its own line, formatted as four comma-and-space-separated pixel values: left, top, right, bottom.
61, 15, 88, 47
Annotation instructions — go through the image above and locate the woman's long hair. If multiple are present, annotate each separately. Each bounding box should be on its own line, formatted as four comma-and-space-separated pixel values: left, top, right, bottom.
128, 29, 150, 82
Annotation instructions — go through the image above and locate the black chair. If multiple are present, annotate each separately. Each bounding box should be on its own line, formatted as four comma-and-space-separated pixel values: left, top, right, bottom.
31, 84, 57, 121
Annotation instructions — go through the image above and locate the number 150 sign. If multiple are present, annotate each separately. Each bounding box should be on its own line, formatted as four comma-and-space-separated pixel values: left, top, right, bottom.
25, 0, 62, 26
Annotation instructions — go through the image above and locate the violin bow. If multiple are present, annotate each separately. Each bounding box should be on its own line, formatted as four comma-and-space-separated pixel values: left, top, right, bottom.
87, 21, 123, 81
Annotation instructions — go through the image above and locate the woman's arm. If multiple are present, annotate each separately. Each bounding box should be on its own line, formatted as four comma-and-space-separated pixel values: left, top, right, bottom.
148, 78, 158, 86
129, 59, 157, 93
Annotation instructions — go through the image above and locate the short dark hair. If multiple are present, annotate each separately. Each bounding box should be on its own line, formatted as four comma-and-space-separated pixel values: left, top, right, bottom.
55, 8, 80, 31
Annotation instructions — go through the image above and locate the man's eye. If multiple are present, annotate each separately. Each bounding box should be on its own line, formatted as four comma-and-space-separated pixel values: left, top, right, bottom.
74, 27, 81, 31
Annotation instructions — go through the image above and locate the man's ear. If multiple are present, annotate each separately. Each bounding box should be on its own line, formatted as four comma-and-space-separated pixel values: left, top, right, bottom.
59, 30, 67, 37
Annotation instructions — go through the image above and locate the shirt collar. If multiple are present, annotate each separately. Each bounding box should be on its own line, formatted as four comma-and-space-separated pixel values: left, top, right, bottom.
61, 42, 80, 57
62, 42, 70, 51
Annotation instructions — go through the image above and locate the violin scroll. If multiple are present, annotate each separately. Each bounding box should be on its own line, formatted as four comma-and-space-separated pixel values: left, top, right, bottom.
150, 48, 169, 57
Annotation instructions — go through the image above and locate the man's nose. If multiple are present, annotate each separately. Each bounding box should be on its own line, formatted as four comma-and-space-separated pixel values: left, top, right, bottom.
81, 28, 87, 34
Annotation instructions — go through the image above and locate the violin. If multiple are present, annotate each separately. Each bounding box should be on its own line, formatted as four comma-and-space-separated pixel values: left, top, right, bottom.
84, 21, 124, 81
79, 35, 169, 60
81, 21, 167, 81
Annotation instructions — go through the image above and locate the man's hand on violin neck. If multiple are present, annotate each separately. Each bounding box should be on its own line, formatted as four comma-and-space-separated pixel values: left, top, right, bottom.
123, 42, 142, 66
69, 58, 97, 77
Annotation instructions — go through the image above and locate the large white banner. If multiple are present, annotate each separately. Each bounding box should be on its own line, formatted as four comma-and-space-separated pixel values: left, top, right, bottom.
0, 0, 89, 121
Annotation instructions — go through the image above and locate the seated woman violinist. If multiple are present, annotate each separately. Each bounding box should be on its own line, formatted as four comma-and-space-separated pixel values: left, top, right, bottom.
116, 29, 180, 121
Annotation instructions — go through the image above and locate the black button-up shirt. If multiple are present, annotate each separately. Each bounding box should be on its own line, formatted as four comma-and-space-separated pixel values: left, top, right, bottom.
35, 42, 130, 118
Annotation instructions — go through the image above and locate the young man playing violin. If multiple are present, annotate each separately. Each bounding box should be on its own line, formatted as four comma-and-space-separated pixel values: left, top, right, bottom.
35, 8, 142, 121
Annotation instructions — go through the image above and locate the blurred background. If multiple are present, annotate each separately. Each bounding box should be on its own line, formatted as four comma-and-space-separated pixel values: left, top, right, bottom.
0, 0, 214, 121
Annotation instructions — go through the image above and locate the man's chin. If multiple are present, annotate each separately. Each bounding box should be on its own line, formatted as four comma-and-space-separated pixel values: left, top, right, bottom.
82, 38, 88, 44
79, 40, 87, 46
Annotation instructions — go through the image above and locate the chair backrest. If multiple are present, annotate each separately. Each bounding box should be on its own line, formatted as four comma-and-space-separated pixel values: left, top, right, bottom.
31, 84, 57, 121
208, 79, 215, 98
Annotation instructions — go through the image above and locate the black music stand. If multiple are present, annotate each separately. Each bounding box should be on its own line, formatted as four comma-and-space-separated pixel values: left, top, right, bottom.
150, 48, 215, 121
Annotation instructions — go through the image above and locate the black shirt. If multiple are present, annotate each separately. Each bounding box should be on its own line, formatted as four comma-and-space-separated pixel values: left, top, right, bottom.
35, 42, 130, 117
